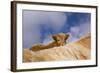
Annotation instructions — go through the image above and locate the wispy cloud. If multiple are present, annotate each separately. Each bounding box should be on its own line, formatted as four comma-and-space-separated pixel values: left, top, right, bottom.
68, 22, 90, 42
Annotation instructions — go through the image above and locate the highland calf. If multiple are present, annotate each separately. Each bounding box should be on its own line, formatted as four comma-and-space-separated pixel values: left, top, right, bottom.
30, 33, 69, 51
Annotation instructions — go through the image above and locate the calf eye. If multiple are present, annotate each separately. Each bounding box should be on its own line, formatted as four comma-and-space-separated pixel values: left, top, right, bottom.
57, 39, 60, 41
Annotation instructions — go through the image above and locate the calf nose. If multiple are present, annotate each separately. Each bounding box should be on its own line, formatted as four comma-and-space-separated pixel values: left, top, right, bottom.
61, 43, 64, 46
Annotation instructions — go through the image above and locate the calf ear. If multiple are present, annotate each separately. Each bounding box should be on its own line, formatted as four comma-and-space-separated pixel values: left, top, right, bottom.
65, 34, 69, 40
52, 35, 57, 41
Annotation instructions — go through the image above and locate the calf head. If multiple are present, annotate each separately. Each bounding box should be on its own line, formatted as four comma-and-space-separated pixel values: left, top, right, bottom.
52, 33, 69, 46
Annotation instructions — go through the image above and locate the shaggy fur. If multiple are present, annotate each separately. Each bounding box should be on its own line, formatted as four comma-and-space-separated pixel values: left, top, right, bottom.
30, 33, 69, 51
23, 34, 90, 62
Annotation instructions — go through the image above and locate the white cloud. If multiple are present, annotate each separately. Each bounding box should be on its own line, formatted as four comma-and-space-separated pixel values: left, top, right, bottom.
48, 12, 67, 31
68, 22, 90, 42
43, 34, 53, 45
70, 26, 80, 36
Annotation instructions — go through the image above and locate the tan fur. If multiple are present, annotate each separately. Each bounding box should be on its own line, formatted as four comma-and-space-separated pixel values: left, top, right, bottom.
30, 33, 69, 51
23, 49, 35, 62
23, 33, 91, 62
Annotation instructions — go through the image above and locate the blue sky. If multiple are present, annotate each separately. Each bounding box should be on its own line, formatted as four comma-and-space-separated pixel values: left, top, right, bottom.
23, 10, 91, 48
